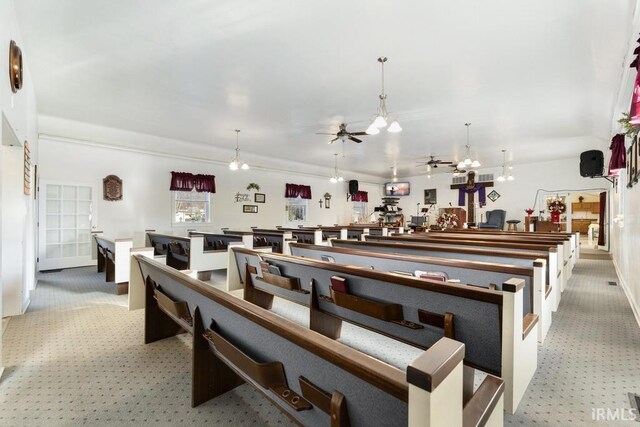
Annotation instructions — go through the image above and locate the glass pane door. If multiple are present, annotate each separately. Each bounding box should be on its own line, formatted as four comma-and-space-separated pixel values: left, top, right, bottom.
39, 182, 96, 270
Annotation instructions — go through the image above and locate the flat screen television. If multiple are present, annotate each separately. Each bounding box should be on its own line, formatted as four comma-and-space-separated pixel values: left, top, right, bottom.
384, 182, 410, 196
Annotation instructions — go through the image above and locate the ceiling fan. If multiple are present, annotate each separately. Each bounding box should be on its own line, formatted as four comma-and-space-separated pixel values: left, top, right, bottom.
316, 123, 368, 144
416, 155, 453, 168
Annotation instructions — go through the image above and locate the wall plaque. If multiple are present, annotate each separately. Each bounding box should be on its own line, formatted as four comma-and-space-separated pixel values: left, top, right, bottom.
103, 175, 123, 201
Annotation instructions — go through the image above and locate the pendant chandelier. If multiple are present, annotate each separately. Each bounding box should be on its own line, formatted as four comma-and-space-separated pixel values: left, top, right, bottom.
457, 123, 481, 169
229, 129, 249, 171
329, 153, 344, 183
366, 57, 402, 135
497, 149, 514, 182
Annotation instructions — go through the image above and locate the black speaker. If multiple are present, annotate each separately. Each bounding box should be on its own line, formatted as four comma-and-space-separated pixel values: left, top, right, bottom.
349, 180, 359, 195
580, 150, 604, 177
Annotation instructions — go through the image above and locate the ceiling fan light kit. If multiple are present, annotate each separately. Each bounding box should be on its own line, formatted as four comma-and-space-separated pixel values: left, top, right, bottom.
329, 153, 344, 183
229, 129, 249, 171
457, 123, 480, 169
368, 56, 402, 133
497, 149, 514, 182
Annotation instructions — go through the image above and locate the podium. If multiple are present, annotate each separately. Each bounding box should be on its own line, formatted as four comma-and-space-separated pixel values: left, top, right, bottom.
439, 208, 466, 229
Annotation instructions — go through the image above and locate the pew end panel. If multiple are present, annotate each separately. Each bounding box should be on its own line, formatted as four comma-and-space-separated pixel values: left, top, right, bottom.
128, 247, 155, 311
501, 278, 538, 414
533, 260, 551, 344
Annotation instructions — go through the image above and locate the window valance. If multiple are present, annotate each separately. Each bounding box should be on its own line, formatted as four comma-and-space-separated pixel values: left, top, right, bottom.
170, 172, 216, 193
285, 183, 312, 199
351, 191, 368, 202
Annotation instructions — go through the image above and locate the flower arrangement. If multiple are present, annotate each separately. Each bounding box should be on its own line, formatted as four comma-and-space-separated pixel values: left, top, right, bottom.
436, 213, 459, 229
525, 208, 534, 216
547, 200, 566, 213
246, 183, 260, 191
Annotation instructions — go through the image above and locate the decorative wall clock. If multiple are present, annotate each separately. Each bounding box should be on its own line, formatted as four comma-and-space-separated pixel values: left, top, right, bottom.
103, 175, 123, 201
9, 40, 23, 93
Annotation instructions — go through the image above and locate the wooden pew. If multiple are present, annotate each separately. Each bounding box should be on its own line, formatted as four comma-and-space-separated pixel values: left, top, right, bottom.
93, 235, 133, 295
246, 229, 294, 254
431, 229, 579, 271
393, 231, 573, 299
188, 230, 250, 250
146, 232, 234, 278
364, 235, 565, 311
331, 239, 558, 319
229, 248, 536, 414
423, 230, 575, 278
134, 254, 505, 426
278, 228, 326, 246
290, 242, 552, 344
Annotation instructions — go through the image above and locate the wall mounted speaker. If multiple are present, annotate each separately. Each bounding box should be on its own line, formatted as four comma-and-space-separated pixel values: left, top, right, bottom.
580, 150, 604, 177
349, 180, 359, 195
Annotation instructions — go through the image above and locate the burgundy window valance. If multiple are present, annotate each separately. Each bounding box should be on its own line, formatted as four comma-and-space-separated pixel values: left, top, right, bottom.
608, 134, 626, 176
351, 191, 368, 202
170, 171, 216, 193
285, 183, 312, 199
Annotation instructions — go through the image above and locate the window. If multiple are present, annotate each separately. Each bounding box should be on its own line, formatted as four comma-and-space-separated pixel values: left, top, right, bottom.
352, 201, 367, 222
286, 197, 308, 224
173, 190, 211, 224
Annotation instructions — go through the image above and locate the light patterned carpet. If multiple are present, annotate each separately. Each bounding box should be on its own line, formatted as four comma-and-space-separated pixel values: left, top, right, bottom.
1, 255, 639, 425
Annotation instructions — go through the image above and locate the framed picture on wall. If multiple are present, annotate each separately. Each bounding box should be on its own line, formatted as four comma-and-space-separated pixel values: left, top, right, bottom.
424, 189, 437, 204
254, 193, 265, 203
243, 205, 258, 213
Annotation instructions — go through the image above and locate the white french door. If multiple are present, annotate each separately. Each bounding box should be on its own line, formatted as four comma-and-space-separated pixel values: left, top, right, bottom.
38, 181, 97, 270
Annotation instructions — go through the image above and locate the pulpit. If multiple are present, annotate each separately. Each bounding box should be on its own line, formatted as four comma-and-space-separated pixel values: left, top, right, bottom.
439, 208, 466, 229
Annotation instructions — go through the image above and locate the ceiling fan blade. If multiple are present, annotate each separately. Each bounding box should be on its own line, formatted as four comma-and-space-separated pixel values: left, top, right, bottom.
316, 132, 336, 136
439, 161, 453, 164
350, 131, 368, 136
348, 136, 363, 143
328, 137, 339, 144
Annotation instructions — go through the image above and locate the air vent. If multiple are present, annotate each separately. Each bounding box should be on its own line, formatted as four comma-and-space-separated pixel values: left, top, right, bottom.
477, 173, 494, 183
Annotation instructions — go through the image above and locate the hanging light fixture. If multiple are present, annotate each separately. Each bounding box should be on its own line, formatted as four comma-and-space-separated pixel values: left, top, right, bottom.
457, 123, 481, 169
497, 149, 514, 182
329, 153, 344, 183
366, 57, 402, 135
229, 129, 249, 171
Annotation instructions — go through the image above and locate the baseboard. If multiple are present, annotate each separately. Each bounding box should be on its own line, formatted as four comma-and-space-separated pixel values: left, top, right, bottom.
22, 297, 30, 314
612, 257, 640, 329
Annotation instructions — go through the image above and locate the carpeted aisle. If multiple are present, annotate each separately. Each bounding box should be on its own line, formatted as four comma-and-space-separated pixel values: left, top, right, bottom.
0, 267, 293, 426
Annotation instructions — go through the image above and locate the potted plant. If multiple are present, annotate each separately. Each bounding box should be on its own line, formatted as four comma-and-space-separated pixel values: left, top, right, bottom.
246, 183, 260, 192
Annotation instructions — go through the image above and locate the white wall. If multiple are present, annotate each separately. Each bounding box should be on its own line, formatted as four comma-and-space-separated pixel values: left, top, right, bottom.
0, 0, 40, 377
395, 157, 611, 228
38, 121, 383, 247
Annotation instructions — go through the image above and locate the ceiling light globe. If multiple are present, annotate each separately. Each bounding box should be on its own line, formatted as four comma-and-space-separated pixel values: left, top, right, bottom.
372, 115, 388, 128
457, 161, 466, 169
507, 175, 514, 181
241, 162, 250, 170
497, 175, 506, 182
338, 176, 344, 182
464, 158, 472, 166
229, 161, 239, 171
330, 177, 337, 183
470, 160, 481, 168
366, 124, 380, 135
427, 174, 432, 179
387, 121, 402, 133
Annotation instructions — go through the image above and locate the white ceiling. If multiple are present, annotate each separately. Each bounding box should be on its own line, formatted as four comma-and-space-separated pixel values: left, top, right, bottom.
15, 0, 636, 177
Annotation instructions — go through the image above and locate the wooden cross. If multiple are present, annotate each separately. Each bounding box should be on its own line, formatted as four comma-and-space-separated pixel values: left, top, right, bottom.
450, 171, 493, 226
